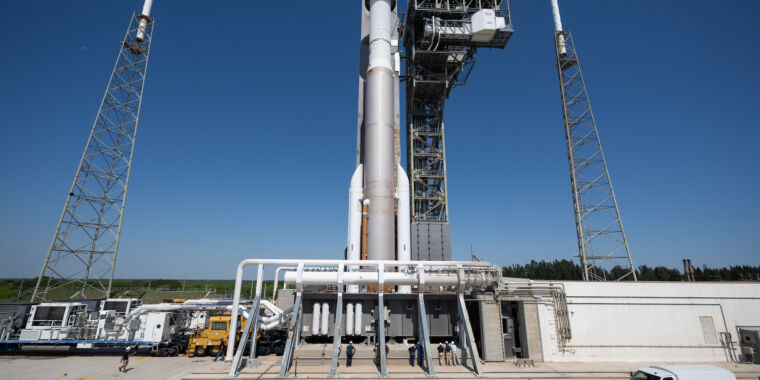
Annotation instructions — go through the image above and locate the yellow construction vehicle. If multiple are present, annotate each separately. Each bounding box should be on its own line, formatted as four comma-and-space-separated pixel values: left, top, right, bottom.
187, 315, 242, 357
186, 312, 287, 357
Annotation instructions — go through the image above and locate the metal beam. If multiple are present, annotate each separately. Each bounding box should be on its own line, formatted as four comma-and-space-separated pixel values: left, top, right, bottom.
247, 296, 262, 368
417, 294, 436, 376
278, 293, 302, 378
329, 264, 345, 377
457, 293, 483, 376
328, 293, 343, 377
377, 293, 388, 377
228, 296, 260, 377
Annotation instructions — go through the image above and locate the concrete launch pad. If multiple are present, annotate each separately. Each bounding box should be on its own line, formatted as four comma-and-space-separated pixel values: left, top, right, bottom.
3, 353, 758, 380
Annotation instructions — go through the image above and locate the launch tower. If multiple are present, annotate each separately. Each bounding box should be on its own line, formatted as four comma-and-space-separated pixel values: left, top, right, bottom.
551, 0, 636, 281
31, 1, 155, 301
404, 0, 513, 260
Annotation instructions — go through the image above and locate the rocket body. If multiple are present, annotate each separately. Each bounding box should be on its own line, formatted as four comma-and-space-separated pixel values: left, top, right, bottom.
346, 0, 409, 285
363, 0, 396, 263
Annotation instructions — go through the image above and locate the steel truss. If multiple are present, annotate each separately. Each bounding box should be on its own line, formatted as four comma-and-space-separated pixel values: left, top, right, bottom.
32, 13, 153, 301
404, 0, 512, 222
554, 31, 636, 281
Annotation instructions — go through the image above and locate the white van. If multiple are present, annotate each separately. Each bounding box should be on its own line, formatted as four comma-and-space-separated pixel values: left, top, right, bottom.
630, 365, 736, 380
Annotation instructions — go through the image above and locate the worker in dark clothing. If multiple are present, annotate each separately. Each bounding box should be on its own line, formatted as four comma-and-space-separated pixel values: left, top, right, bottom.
119, 345, 133, 372
416, 342, 424, 366
437, 342, 444, 365
214, 342, 225, 362
408, 345, 416, 366
346, 341, 355, 367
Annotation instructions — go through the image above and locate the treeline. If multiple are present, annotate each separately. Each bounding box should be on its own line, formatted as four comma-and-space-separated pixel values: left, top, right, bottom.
502, 259, 760, 281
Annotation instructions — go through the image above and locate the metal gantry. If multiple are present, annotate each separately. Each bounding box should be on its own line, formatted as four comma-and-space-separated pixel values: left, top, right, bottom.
404, 1, 513, 223
403, 1, 513, 263
31, 12, 154, 301
553, 30, 637, 281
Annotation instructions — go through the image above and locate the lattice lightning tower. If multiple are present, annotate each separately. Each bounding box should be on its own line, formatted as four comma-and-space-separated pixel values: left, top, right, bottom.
31, 11, 154, 301
553, 28, 637, 281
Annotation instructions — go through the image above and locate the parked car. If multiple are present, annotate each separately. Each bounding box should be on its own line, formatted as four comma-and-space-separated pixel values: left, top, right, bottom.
630, 365, 736, 380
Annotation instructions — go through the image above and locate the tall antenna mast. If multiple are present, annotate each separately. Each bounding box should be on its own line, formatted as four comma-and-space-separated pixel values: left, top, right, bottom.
550, 0, 637, 281
31, 1, 155, 301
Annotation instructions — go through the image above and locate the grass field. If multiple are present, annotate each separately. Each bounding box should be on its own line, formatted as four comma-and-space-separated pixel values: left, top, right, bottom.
0, 278, 281, 304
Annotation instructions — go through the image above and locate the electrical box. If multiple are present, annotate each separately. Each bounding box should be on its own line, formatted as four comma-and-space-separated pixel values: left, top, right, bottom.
142, 312, 171, 343
470, 9, 498, 42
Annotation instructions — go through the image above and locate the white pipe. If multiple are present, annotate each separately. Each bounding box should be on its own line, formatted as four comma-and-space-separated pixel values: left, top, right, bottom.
346, 303, 354, 335
396, 164, 411, 294
259, 319, 282, 330
237, 304, 293, 331
347, 165, 363, 294
320, 302, 329, 336
354, 303, 363, 335
182, 299, 224, 304
125, 303, 229, 321
259, 300, 283, 319
255, 305, 293, 326
549, 0, 567, 55
141, 0, 153, 16
550, 0, 563, 31
286, 271, 459, 286
225, 259, 493, 361
236, 305, 250, 320
311, 302, 321, 335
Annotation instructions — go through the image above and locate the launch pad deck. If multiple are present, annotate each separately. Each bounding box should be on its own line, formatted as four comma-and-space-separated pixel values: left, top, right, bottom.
2, 353, 759, 380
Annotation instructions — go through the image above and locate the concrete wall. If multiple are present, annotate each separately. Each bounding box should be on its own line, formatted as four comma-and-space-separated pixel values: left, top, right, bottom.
536, 281, 760, 362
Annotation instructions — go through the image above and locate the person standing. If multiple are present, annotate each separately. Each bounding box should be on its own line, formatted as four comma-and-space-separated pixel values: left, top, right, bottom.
450, 341, 460, 365
742, 344, 755, 363
436, 342, 444, 366
346, 341, 355, 367
214, 341, 225, 362
408, 344, 416, 367
416, 342, 424, 367
119, 345, 131, 372
444, 341, 452, 366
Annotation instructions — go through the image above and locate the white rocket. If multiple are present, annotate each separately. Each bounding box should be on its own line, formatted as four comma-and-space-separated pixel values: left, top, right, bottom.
347, 0, 411, 293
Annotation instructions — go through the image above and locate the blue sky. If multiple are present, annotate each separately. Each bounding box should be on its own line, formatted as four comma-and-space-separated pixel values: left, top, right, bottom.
0, 1, 758, 280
